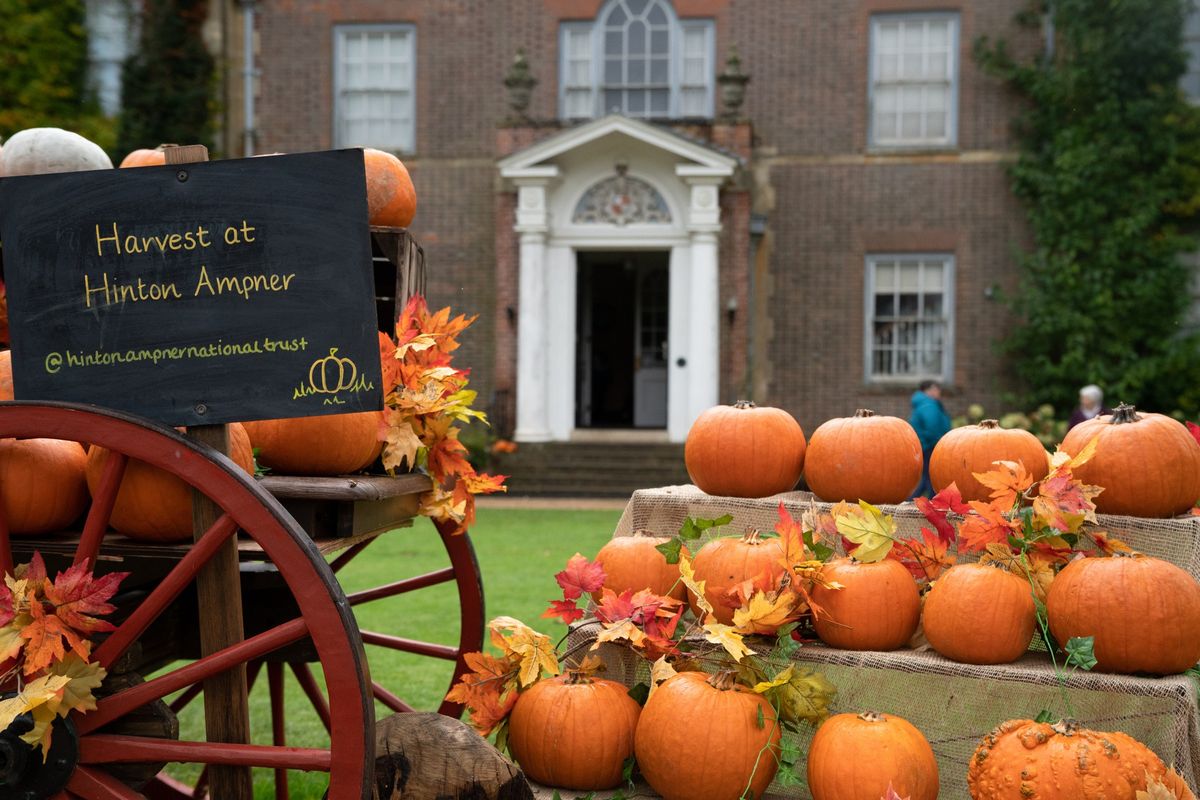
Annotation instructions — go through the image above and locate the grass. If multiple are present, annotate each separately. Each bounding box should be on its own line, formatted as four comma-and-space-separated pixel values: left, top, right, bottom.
164, 506, 622, 798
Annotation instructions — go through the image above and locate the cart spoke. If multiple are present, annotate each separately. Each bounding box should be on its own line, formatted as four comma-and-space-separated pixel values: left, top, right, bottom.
93, 513, 240, 669
66, 765, 143, 800
75, 452, 129, 567
80, 734, 333, 771
345, 567, 456, 606
143, 770, 199, 799
291, 662, 332, 733
372, 680, 415, 713
329, 538, 373, 573
80, 617, 309, 734
359, 630, 459, 660
269, 661, 289, 799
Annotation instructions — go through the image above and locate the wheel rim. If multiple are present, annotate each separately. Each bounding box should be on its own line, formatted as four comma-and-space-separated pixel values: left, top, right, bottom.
0, 402, 372, 800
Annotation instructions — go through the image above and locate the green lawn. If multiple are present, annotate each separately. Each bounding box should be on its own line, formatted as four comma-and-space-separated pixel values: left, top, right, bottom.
166, 506, 621, 798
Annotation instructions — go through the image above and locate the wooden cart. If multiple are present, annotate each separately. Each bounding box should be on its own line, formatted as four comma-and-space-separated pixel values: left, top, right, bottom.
0, 228, 486, 799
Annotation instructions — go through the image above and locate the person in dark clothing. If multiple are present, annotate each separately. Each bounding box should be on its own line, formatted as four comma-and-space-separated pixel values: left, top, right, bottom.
909, 379, 951, 499
1067, 384, 1111, 431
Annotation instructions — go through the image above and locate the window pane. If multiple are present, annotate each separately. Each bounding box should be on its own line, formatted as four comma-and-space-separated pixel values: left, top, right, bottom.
651, 29, 669, 55
878, 53, 899, 81
629, 21, 646, 54
878, 22, 899, 52
628, 90, 646, 114
871, 15, 957, 146
928, 20, 950, 47
627, 0, 648, 15
903, 23, 923, 51
922, 263, 944, 290
604, 89, 622, 112
683, 56, 705, 84
650, 88, 669, 114
874, 261, 896, 290
651, 57, 669, 83
681, 87, 705, 116
647, 3, 667, 25
875, 294, 895, 316
923, 293, 943, 316
899, 262, 921, 291
566, 88, 593, 117
607, 5, 627, 24
605, 30, 622, 55
346, 34, 365, 60
628, 58, 645, 83
604, 58, 622, 83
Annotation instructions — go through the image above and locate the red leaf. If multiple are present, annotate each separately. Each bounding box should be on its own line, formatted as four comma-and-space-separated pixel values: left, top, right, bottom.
0, 581, 13, 629
888, 527, 954, 582
555, 554, 606, 602
915, 483, 969, 545
541, 599, 584, 625
24, 552, 47, 586
958, 501, 1020, 553
594, 587, 636, 623
43, 563, 128, 634
1188, 421, 1200, 448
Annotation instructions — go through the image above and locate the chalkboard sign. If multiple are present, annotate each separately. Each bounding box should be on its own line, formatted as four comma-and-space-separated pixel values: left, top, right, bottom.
0, 150, 384, 426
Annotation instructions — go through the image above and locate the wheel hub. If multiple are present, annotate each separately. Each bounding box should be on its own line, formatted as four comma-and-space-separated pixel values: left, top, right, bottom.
0, 712, 77, 799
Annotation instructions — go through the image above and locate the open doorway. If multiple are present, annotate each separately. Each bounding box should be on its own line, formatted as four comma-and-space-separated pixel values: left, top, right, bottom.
575, 251, 669, 429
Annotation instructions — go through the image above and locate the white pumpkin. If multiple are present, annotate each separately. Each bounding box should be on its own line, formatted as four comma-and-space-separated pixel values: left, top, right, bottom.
0, 128, 112, 176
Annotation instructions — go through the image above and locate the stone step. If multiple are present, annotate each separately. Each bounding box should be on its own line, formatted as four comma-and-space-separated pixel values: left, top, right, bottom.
493, 442, 689, 497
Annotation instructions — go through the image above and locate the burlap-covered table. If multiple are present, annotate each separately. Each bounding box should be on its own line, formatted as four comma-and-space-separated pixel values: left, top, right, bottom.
571, 485, 1200, 799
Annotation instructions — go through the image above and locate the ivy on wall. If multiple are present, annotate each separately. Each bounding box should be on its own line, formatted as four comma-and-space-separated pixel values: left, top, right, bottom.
117, 0, 215, 156
0, 0, 115, 150
977, 0, 1200, 415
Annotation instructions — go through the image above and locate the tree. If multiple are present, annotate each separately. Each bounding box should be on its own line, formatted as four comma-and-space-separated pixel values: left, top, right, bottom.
977, 0, 1200, 415
0, 0, 115, 149
117, 0, 214, 156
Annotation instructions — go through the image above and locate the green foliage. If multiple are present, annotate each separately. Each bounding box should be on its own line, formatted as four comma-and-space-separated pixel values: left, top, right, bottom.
117, 0, 214, 156
976, 0, 1200, 415
0, 0, 116, 150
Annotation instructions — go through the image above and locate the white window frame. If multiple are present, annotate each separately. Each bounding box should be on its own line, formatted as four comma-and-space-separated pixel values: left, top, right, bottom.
863, 253, 956, 384
85, 0, 135, 117
333, 23, 416, 153
868, 12, 960, 150
557, 0, 714, 120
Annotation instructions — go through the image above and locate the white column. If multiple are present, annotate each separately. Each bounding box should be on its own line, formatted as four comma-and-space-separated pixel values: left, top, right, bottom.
514, 181, 553, 441
682, 177, 723, 438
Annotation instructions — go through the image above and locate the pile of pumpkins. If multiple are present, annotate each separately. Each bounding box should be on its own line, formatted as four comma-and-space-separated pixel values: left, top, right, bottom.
0, 127, 418, 542
684, 399, 1200, 519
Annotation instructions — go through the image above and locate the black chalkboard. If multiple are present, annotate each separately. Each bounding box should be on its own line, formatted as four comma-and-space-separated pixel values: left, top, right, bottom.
0, 150, 383, 426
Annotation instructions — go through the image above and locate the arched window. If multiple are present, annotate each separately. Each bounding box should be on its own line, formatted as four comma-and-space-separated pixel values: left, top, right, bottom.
560, 0, 714, 120
572, 171, 673, 225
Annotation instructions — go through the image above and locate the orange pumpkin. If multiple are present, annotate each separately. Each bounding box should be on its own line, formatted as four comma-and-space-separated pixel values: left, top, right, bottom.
86, 423, 255, 541
807, 711, 939, 800
922, 563, 1035, 664
689, 530, 784, 624
243, 412, 382, 476
0, 350, 12, 400
930, 419, 1049, 502
593, 534, 686, 601
811, 558, 921, 651
684, 401, 806, 498
1061, 404, 1200, 518
968, 718, 1187, 800
0, 437, 88, 535
364, 148, 417, 228
119, 147, 167, 168
805, 409, 922, 504
1047, 553, 1200, 675
507, 671, 640, 790
635, 671, 780, 800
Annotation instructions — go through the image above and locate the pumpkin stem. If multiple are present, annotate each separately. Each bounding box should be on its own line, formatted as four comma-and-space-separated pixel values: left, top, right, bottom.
979, 419, 1000, 429
1109, 403, 1141, 424
733, 400, 757, 410
563, 669, 596, 685
857, 711, 887, 723
1050, 719, 1080, 736
741, 529, 764, 545
707, 670, 739, 691
853, 409, 876, 418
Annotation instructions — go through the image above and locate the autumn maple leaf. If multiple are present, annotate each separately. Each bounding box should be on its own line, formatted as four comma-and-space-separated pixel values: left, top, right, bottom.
958, 500, 1021, 553
459, 471, 507, 495
1088, 531, 1134, 556
445, 651, 521, 737
555, 554, 605, 601
974, 460, 1033, 509
889, 527, 955, 582
21, 599, 88, 676
882, 783, 912, 800
775, 502, 807, 569
1188, 422, 1200, 449
43, 562, 127, 635
424, 430, 473, 480
541, 599, 584, 625
1032, 474, 1101, 533
0, 581, 13, 629
732, 589, 797, 635
835, 501, 896, 563
915, 483, 970, 545
702, 621, 754, 661
488, 616, 559, 687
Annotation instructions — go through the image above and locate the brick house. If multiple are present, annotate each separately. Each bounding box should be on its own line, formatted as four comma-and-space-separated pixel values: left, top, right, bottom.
93, 0, 1045, 452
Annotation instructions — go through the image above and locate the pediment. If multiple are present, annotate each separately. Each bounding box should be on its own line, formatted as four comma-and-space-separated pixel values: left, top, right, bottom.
498, 115, 739, 180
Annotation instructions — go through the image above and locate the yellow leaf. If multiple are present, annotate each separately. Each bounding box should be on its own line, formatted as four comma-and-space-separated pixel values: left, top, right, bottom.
752, 664, 795, 694
594, 619, 648, 649
381, 420, 423, 472
488, 617, 559, 687
732, 590, 797, 635
1136, 772, 1179, 800
649, 656, 677, 697
835, 501, 896, 563
0, 673, 72, 756
678, 554, 713, 620
771, 665, 838, 726
0, 621, 25, 662
702, 621, 755, 662
48, 654, 106, 715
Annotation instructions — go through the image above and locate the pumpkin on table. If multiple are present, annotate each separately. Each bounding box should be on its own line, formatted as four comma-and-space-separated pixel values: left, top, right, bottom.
507, 670, 640, 791
0, 127, 112, 175
968, 718, 1194, 799
1047, 553, 1200, 675
86, 422, 255, 541
805, 410, 922, 504
807, 711, 938, 800
1061, 404, 1200, 518
593, 533, 686, 601
689, 530, 784, 624
119, 147, 167, 168
0, 437, 89, 535
811, 558, 921, 651
243, 412, 382, 476
684, 401, 806, 498
364, 148, 418, 228
930, 419, 1049, 502
635, 671, 780, 800
922, 563, 1035, 665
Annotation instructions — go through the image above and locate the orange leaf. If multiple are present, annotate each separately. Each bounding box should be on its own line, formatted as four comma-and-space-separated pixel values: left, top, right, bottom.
732, 589, 797, 635
775, 502, 807, 569
1032, 473, 1101, 533
958, 501, 1021, 553
43, 561, 127, 635
445, 651, 520, 737
1088, 531, 1134, 556
889, 527, 955, 582
973, 460, 1033, 509
20, 601, 87, 676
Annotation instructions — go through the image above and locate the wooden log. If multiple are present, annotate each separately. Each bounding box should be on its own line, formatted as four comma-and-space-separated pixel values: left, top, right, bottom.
370, 713, 533, 800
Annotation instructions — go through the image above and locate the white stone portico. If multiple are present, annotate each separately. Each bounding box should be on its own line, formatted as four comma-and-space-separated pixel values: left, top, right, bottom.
498, 115, 737, 443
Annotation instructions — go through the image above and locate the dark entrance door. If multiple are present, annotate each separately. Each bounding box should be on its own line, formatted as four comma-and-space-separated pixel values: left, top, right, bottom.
576, 251, 669, 428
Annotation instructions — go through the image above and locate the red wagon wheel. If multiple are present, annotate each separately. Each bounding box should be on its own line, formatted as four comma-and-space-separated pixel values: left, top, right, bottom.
0, 402, 373, 800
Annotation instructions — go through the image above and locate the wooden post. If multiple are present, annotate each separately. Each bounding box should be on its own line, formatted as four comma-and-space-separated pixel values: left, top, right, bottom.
164, 144, 255, 799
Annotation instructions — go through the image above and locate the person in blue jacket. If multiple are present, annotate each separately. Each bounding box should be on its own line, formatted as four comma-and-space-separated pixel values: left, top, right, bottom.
909, 379, 951, 499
